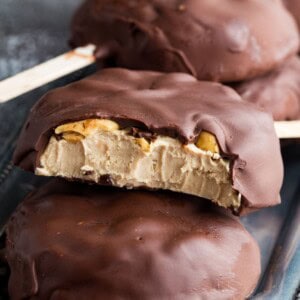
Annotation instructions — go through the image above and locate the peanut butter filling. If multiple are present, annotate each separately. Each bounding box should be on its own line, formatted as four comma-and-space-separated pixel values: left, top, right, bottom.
36, 119, 241, 210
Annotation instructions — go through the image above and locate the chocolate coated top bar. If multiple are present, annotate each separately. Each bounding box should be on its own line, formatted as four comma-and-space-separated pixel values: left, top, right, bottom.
13, 68, 283, 214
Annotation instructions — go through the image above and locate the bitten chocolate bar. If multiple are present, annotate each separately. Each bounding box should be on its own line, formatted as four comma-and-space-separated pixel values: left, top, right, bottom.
13, 68, 283, 214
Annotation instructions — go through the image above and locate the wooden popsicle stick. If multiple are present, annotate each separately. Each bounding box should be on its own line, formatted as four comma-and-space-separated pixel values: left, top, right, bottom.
0, 46, 299, 139
274, 120, 300, 139
0, 44, 96, 103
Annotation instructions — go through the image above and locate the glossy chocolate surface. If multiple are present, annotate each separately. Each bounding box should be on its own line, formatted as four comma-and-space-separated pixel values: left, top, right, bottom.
5, 180, 261, 299
234, 56, 300, 121
70, 0, 299, 82
13, 69, 283, 213
284, 0, 300, 34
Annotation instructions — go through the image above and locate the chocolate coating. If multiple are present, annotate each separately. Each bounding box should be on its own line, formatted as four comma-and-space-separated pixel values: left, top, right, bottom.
284, 0, 300, 33
13, 69, 283, 214
70, 0, 299, 82
234, 56, 300, 121
5, 180, 261, 300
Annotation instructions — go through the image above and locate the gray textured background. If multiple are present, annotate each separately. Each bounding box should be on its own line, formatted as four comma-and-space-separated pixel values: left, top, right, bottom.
0, 0, 81, 80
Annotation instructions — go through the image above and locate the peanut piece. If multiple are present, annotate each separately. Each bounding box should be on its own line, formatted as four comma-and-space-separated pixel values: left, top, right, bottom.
196, 131, 219, 153
55, 119, 119, 138
135, 138, 150, 152
62, 132, 84, 143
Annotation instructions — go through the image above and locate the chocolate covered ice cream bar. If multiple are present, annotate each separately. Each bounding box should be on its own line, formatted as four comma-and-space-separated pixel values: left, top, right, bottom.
13, 69, 283, 214
5, 180, 261, 300
70, 0, 299, 82
234, 56, 300, 121
284, 0, 300, 36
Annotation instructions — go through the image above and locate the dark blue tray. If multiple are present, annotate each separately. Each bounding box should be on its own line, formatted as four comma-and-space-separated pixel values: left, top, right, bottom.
0, 71, 299, 299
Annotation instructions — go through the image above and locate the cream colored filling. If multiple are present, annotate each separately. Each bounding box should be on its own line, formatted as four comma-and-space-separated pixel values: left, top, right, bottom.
36, 128, 241, 210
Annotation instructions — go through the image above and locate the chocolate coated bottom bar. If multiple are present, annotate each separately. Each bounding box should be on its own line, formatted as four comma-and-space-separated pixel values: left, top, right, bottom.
5, 180, 261, 300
